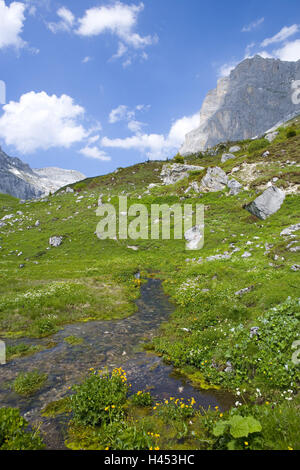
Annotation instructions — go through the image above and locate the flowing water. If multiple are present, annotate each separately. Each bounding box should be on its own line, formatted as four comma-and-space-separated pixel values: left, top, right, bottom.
0, 278, 233, 449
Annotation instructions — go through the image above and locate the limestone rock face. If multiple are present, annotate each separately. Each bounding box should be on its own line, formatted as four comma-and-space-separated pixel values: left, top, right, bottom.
245, 186, 286, 220
180, 56, 300, 155
160, 163, 204, 185
0, 146, 85, 200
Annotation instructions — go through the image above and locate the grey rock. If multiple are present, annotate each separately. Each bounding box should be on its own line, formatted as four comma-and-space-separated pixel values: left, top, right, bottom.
291, 265, 300, 271
180, 56, 300, 155
49, 236, 63, 247
228, 178, 243, 195
290, 246, 300, 252
224, 361, 234, 374
280, 223, 300, 236
65, 187, 74, 193
206, 252, 232, 261
262, 150, 270, 158
160, 163, 204, 185
221, 153, 236, 163
229, 145, 241, 153
250, 327, 260, 338
265, 131, 279, 142
235, 286, 254, 296
184, 225, 204, 250
200, 167, 228, 192
245, 186, 285, 220
242, 251, 252, 258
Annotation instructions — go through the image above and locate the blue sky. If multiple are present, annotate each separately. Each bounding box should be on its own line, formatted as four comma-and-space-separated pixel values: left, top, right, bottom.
0, 0, 300, 177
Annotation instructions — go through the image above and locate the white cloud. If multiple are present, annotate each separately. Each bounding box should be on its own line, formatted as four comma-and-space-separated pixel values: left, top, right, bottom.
76, 2, 157, 49
242, 17, 264, 33
218, 61, 238, 77
78, 146, 111, 161
101, 111, 200, 160
0, 0, 26, 49
108, 104, 150, 130
0, 91, 87, 153
82, 55, 92, 63
261, 24, 299, 47
274, 39, 300, 61
48, 6, 75, 33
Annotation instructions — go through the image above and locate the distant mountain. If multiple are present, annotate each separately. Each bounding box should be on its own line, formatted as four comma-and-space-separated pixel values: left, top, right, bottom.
0, 147, 85, 200
180, 55, 300, 155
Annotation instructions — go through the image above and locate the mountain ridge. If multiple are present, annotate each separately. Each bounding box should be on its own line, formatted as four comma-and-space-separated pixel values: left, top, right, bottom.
180, 55, 300, 155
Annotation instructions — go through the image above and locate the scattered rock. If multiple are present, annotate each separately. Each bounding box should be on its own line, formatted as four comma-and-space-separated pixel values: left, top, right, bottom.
224, 361, 234, 374
242, 251, 252, 258
127, 246, 139, 251
49, 236, 63, 247
65, 187, 74, 193
262, 150, 270, 158
221, 153, 236, 163
228, 178, 243, 196
265, 131, 278, 142
160, 163, 204, 185
250, 327, 260, 338
291, 265, 300, 271
280, 223, 300, 237
245, 186, 285, 220
235, 286, 254, 296
35, 220, 40, 227
184, 225, 204, 250
229, 145, 241, 153
200, 167, 228, 192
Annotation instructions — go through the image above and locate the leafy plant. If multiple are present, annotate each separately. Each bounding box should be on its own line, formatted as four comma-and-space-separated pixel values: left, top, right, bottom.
248, 138, 269, 153
13, 371, 48, 397
213, 415, 262, 450
71, 368, 128, 426
0, 408, 45, 450
131, 391, 153, 407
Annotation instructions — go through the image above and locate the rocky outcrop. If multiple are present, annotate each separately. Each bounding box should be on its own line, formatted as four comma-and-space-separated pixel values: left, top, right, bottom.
200, 167, 228, 192
0, 146, 85, 200
180, 56, 300, 155
245, 186, 286, 220
160, 163, 204, 185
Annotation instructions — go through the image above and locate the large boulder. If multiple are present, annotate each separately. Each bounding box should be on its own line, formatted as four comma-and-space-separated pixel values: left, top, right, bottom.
160, 163, 204, 185
200, 167, 228, 192
245, 186, 285, 220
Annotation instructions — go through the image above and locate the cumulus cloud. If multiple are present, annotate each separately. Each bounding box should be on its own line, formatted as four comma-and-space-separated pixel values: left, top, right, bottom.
0, 0, 26, 49
0, 91, 87, 154
242, 17, 264, 33
101, 111, 200, 160
48, 6, 75, 33
261, 24, 299, 47
78, 146, 111, 161
274, 39, 300, 61
76, 2, 156, 48
109, 104, 150, 133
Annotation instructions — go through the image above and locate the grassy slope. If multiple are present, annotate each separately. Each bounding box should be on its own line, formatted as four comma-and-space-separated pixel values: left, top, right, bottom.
0, 119, 299, 450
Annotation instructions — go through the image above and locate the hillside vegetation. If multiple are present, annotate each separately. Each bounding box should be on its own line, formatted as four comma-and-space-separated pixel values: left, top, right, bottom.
0, 118, 299, 450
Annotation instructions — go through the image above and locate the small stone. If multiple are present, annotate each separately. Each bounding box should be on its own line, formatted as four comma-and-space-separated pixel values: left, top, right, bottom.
49, 236, 63, 247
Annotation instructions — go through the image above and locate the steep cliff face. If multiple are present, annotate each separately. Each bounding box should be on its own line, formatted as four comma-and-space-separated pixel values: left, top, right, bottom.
180, 56, 300, 155
0, 147, 85, 200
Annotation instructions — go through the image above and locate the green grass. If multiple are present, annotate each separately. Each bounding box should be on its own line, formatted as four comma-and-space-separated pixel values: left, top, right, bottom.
0, 115, 300, 449
13, 370, 48, 397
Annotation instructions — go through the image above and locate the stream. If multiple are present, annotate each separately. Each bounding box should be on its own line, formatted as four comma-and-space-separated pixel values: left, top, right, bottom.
0, 278, 233, 449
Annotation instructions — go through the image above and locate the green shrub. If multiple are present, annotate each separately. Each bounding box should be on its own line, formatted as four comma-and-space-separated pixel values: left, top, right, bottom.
71, 368, 128, 426
173, 153, 184, 164
0, 408, 45, 450
131, 391, 153, 407
13, 371, 48, 397
248, 139, 269, 153
286, 128, 297, 138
